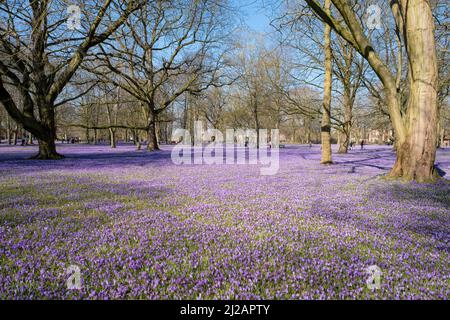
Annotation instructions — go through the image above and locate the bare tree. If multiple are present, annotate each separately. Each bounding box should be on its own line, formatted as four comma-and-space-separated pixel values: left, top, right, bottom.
90, 0, 233, 150
200, 87, 228, 130
320, 0, 333, 163
0, 0, 141, 158
332, 36, 366, 153
304, 0, 440, 182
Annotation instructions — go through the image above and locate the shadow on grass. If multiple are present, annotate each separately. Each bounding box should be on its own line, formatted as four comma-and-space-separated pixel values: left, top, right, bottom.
0, 176, 175, 228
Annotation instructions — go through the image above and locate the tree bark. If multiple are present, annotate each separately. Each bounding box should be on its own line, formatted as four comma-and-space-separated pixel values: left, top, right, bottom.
13, 125, 18, 145
6, 116, 11, 144
147, 112, 159, 151
136, 130, 142, 150
338, 89, 351, 153
31, 123, 63, 159
32, 138, 61, 159
305, 0, 439, 182
34, 103, 63, 159
86, 128, 90, 144
0, 1, 140, 159
321, 0, 333, 164
109, 128, 116, 148
27, 132, 33, 145
251, 92, 261, 149
25, 103, 62, 159
388, 0, 439, 182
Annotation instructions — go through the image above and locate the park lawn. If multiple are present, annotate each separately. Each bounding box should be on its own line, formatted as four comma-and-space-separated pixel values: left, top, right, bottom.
0, 144, 449, 299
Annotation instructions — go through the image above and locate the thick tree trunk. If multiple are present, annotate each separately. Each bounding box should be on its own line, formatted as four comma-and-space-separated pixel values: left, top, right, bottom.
147, 113, 159, 151
27, 105, 63, 159
156, 121, 160, 145
388, 0, 438, 182
338, 132, 347, 153
321, 0, 333, 164
33, 137, 61, 159
33, 103, 62, 159
304, 0, 439, 182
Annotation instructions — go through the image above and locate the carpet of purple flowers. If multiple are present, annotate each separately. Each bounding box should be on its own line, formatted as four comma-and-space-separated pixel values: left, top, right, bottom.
0, 143, 449, 299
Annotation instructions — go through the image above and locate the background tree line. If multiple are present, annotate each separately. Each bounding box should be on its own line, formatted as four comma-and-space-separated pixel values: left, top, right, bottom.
0, 0, 448, 182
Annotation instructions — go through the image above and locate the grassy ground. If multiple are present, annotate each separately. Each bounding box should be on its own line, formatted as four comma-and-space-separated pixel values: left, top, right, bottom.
0, 144, 448, 299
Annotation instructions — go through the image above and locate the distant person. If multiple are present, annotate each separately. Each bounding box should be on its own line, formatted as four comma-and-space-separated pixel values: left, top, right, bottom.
349, 141, 353, 150
360, 140, 364, 150
21, 138, 26, 146
309, 141, 312, 148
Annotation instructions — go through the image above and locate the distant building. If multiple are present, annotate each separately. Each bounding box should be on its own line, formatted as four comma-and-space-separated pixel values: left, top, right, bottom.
367, 129, 394, 144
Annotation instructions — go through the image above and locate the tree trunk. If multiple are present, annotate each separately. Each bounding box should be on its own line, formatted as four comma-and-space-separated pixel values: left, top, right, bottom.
33, 103, 63, 159
33, 137, 61, 159
6, 117, 11, 144
389, 0, 438, 182
147, 112, 159, 151
306, 117, 312, 144
321, 0, 333, 164
94, 129, 98, 144
136, 130, 142, 150
31, 129, 63, 159
338, 89, 352, 153
436, 121, 441, 148
156, 121, 162, 145
131, 130, 136, 145
86, 128, 90, 144
27, 132, 33, 145
109, 128, 116, 148
252, 93, 260, 149
255, 112, 260, 149
13, 126, 18, 145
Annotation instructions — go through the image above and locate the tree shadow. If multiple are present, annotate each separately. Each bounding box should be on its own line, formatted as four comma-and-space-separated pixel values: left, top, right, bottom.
0, 176, 175, 228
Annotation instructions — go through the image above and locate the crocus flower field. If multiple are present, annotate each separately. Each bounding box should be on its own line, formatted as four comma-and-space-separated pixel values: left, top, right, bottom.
0, 144, 448, 299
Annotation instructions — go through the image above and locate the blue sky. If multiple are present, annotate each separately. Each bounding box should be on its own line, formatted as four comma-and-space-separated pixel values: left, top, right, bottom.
233, 0, 274, 33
